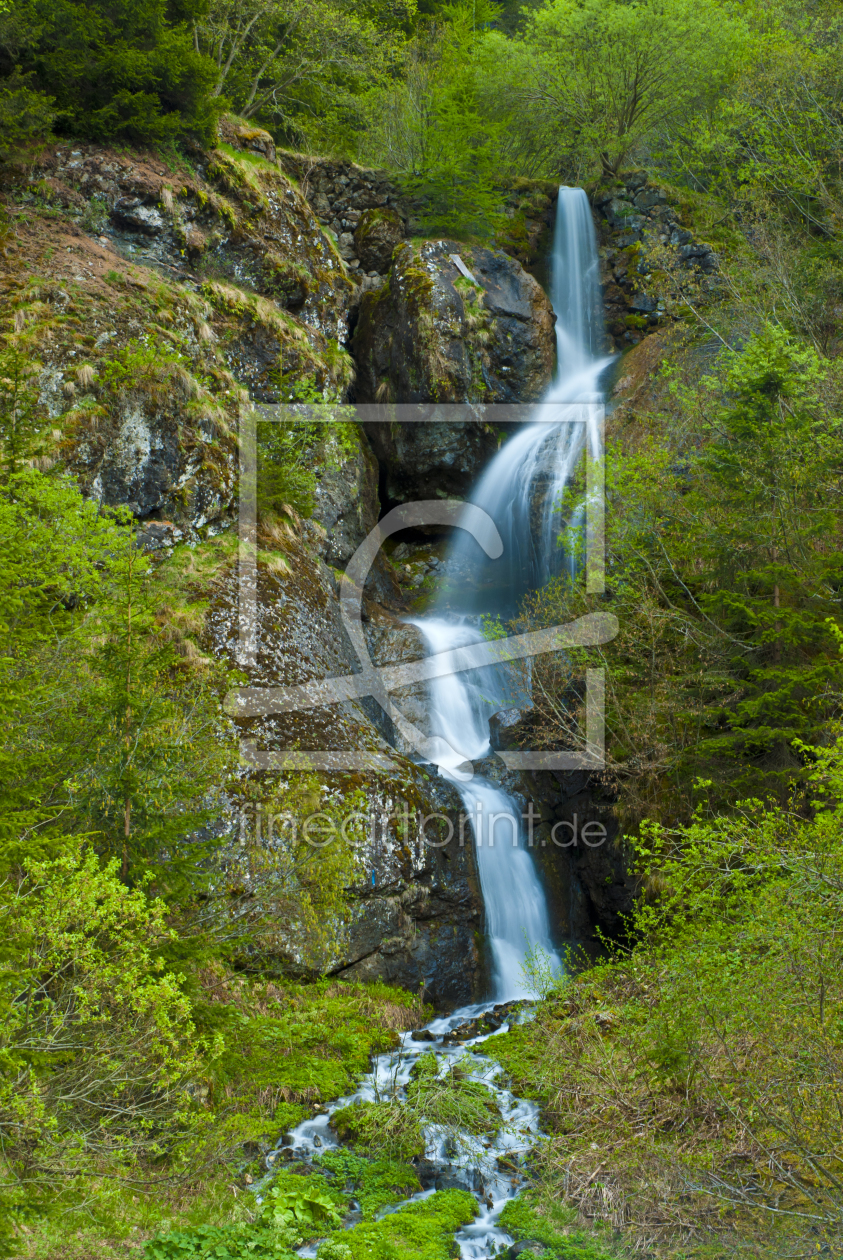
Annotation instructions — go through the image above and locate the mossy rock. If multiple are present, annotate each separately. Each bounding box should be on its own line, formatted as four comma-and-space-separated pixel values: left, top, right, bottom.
353, 207, 403, 273
406, 1052, 502, 1138
316, 1188, 477, 1260
330, 1100, 425, 1161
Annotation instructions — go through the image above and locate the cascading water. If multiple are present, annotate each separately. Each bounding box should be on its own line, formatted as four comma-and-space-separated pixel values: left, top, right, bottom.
414, 187, 610, 1002
276, 188, 610, 1260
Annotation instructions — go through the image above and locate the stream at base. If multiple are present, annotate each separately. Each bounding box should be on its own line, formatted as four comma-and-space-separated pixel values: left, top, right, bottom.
276, 999, 541, 1259
269, 187, 608, 1258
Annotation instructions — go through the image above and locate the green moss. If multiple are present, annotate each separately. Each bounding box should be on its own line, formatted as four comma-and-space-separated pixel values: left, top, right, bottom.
498, 1193, 618, 1260
316, 1149, 420, 1218
355, 207, 401, 244
207, 146, 270, 212
479, 1025, 551, 1103
190, 975, 423, 1156
262, 251, 313, 300
401, 263, 435, 306
316, 1189, 477, 1260
273, 1101, 309, 1132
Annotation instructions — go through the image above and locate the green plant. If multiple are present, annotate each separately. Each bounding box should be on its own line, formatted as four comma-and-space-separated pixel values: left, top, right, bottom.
0, 847, 213, 1246
316, 1149, 420, 1218
2, 0, 223, 142
80, 194, 109, 234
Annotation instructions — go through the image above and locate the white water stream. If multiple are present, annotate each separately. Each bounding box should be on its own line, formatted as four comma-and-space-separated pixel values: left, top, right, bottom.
414, 187, 610, 1003
278, 188, 609, 1258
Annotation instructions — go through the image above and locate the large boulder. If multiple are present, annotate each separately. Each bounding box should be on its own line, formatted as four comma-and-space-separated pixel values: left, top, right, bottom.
354, 207, 403, 273
213, 537, 485, 1007
352, 239, 556, 502
353, 238, 556, 405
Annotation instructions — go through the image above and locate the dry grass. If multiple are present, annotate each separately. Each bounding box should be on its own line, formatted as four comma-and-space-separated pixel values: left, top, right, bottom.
490, 966, 843, 1256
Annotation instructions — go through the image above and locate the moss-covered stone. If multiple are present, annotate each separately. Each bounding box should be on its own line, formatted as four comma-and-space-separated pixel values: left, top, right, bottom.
316, 1188, 477, 1260
353, 207, 403, 272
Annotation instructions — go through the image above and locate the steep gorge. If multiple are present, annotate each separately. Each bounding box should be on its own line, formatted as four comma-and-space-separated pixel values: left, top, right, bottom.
0, 121, 714, 1004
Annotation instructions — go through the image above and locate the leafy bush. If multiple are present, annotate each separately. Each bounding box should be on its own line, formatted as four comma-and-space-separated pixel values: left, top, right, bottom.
330, 1100, 425, 1161
0, 848, 211, 1242
316, 1149, 420, 1218
486, 729, 843, 1250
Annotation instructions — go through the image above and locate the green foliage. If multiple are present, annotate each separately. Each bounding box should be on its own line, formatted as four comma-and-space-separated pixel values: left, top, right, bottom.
316, 1188, 477, 1260
257, 415, 356, 519
0, 0, 224, 142
329, 1052, 502, 1164
0, 465, 232, 886
316, 1149, 420, 1218
509, 0, 750, 179
0, 70, 55, 151
405, 1051, 502, 1139
360, 0, 506, 238
144, 1221, 300, 1259
0, 345, 50, 475
0, 847, 211, 1246
498, 1193, 616, 1259
330, 1100, 425, 1161
0, 464, 127, 865
482, 729, 843, 1245
194, 976, 423, 1156
143, 1169, 346, 1260
196, 0, 413, 147
515, 323, 843, 819
663, 10, 843, 236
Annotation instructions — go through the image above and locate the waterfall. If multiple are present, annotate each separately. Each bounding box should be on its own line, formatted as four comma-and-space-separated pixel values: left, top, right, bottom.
414, 188, 610, 1001
278, 190, 611, 1260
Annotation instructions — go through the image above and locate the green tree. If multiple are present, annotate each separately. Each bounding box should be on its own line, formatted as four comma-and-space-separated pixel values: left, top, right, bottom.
0, 465, 123, 869
196, 0, 412, 145
0, 345, 49, 476
0, 0, 223, 141
0, 846, 211, 1248
666, 7, 843, 235
361, 0, 506, 237
514, 0, 750, 179
0, 456, 232, 888
70, 534, 232, 891
513, 326, 843, 817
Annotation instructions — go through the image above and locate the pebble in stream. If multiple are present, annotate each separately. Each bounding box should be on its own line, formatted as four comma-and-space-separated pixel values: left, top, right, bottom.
262, 1000, 542, 1259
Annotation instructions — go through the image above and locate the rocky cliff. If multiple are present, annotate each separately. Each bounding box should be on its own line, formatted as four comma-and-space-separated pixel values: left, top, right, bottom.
1, 121, 692, 999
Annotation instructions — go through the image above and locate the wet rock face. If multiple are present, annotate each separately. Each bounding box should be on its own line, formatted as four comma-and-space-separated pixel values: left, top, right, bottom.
87, 398, 231, 526
351, 239, 555, 503
475, 727, 635, 945
592, 172, 720, 353
211, 540, 485, 1007
354, 207, 404, 273
528, 767, 635, 940
311, 427, 381, 567
353, 239, 556, 406
335, 770, 485, 1007
363, 415, 498, 506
